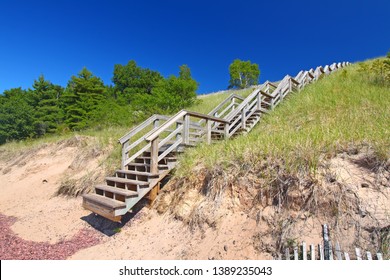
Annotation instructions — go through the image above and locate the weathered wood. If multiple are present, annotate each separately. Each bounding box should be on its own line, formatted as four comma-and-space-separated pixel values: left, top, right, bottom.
285, 248, 290, 260
329, 241, 334, 260
105, 177, 149, 186
366, 251, 372, 260
294, 246, 298, 260
310, 244, 315, 260
147, 182, 160, 203
206, 119, 212, 144
355, 248, 362, 260
344, 252, 350, 260
150, 138, 159, 175
302, 242, 307, 260
335, 241, 342, 260
319, 244, 324, 260
376, 253, 383, 260
323, 224, 330, 260
183, 114, 190, 145
95, 185, 138, 198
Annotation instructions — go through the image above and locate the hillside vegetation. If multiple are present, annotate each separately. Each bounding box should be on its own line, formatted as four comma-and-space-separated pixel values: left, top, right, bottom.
155, 59, 390, 258
177, 61, 390, 175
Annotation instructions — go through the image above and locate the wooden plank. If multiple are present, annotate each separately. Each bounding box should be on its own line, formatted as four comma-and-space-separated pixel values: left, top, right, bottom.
294, 246, 298, 260
329, 241, 334, 260
355, 248, 362, 260
376, 253, 383, 260
147, 182, 160, 203
285, 248, 290, 260
310, 244, 315, 260
302, 242, 307, 260
319, 244, 324, 260
95, 185, 138, 198
105, 177, 149, 186
323, 224, 330, 260
366, 251, 372, 260
183, 114, 190, 145
335, 241, 342, 260
82, 193, 126, 209
206, 119, 211, 144
344, 252, 350, 260
150, 138, 159, 175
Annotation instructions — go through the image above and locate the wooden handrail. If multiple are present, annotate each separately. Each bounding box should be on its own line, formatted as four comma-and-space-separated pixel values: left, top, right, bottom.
118, 114, 170, 144
145, 110, 228, 142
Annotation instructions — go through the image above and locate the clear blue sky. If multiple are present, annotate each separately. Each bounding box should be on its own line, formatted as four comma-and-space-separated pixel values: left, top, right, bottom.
0, 0, 389, 94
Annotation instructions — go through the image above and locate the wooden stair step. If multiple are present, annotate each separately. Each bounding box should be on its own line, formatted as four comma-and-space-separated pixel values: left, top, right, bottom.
105, 177, 150, 186
95, 184, 139, 198
83, 193, 126, 209
127, 163, 169, 169
137, 156, 177, 161
116, 170, 160, 177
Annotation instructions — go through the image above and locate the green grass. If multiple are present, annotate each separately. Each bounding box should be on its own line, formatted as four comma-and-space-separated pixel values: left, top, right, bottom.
176, 62, 390, 176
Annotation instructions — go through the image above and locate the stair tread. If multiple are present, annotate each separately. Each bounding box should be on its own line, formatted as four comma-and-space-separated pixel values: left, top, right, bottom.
95, 184, 139, 197
127, 162, 168, 167
137, 156, 177, 160
115, 170, 159, 177
83, 193, 126, 209
105, 177, 150, 185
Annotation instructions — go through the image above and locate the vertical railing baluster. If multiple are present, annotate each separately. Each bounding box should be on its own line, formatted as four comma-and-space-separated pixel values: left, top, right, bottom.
150, 138, 159, 175
206, 119, 211, 144
183, 114, 190, 145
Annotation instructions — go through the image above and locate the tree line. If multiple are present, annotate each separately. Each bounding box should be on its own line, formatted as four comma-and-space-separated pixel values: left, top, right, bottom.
0, 61, 198, 144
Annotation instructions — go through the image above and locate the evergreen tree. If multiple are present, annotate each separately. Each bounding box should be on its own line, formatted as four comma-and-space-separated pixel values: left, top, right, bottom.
62, 68, 106, 130
31, 75, 63, 136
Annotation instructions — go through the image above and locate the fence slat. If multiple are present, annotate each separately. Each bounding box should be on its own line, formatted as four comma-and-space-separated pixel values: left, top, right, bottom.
294, 246, 299, 260
329, 241, 334, 260
285, 248, 290, 260
335, 242, 342, 260
377, 253, 383, 260
366, 251, 372, 260
319, 244, 324, 260
355, 248, 362, 260
344, 252, 350, 260
302, 242, 307, 260
323, 224, 330, 260
310, 244, 315, 260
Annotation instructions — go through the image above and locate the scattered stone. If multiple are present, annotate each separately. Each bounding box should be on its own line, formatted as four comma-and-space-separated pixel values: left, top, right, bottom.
42, 179, 48, 183
361, 183, 369, 188
224, 245, 228, 252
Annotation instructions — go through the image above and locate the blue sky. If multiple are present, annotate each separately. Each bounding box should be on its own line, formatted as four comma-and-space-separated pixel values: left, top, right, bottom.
0, 0, 389, 94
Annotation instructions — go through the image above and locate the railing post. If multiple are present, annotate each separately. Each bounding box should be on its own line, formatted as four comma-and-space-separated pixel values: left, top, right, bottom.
153, 119, 159, 128
121, 143, 127, 170
183, 114, 190, 145
206, 119, 211, 144
150, 137, 159, 175
241, 106, 246, 130
257, 92, 261, 110
224, 123, 230, 139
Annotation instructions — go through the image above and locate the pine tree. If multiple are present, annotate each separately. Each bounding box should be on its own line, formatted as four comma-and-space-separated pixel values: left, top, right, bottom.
62, 68, 106, 130
31, 75, 63, 136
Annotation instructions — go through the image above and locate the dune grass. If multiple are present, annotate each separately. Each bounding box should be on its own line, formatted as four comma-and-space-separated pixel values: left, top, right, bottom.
176, 62, 390, 176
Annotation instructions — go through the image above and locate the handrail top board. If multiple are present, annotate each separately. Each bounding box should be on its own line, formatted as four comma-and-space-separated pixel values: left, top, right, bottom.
119, 114, 170, 144
145, 110, 228, 142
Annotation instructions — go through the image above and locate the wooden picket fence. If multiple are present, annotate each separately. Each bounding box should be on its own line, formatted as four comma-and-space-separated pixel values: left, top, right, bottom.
278, 224, 385, 260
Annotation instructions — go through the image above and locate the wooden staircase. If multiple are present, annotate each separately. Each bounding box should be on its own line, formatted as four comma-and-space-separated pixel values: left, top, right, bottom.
82, 62, 350, 222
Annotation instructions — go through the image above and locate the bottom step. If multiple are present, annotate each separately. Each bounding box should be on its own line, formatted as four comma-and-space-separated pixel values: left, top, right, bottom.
82, 193, 125, 222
